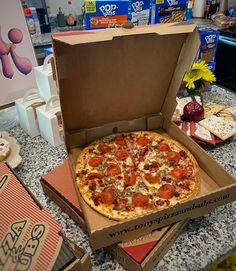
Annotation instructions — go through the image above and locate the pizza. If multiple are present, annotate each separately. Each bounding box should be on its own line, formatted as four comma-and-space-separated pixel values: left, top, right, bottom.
76, 131, 200, 220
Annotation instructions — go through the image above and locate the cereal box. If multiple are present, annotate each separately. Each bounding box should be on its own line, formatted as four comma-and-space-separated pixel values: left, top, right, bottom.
150, 0, 188, 24
85, 0, 129, 30
128, 0, 151, 25
197, 28, 219, 63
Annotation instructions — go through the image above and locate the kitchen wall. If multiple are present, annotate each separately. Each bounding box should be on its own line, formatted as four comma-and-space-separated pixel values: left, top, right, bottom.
45, 0, 84, 16
228, 0, 236, 8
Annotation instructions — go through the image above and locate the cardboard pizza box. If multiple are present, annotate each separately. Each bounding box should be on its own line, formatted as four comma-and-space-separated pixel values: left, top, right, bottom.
0, 162, 91, 271
51, 23, 236, 250
40, 160, 188, 271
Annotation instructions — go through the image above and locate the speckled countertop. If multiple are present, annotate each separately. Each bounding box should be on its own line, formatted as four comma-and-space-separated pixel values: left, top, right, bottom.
3, 85, 236, 271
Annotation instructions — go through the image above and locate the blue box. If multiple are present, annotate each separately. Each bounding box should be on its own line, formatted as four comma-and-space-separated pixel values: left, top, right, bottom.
128, 0, 152, 25
85, 0, 129, 30
198, 28, 219, 63
207, 61, 216, 73
150, 0, 188, 24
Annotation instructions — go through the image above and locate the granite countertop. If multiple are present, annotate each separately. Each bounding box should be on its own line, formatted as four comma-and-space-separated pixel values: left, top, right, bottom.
190, 18, 219, 29
3, 85, 236, 271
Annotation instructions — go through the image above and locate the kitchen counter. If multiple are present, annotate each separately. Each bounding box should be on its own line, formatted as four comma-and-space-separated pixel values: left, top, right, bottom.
4, 85, 236, 271
32, 19, 218, 47
190, 18, 219, 29
32, 25, 85, 47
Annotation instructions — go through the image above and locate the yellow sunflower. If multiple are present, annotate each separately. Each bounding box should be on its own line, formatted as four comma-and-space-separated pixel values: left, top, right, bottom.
201, 70, 216, 83
183, 70, 201, 89
184, 60, 216, 90
192, 60, 209, 73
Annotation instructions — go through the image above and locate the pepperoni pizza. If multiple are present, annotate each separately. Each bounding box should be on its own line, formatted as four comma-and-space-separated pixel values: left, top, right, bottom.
76, 131, 200, 220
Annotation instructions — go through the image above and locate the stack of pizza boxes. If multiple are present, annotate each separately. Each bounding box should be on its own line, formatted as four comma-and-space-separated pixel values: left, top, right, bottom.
41, 160, 188, 270
0, 162, 91, 271
48, 23, 236, 270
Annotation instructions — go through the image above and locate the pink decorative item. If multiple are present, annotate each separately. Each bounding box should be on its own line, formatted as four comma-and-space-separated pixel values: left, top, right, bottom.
0, 25, 32, 78
0, 0, 37, 106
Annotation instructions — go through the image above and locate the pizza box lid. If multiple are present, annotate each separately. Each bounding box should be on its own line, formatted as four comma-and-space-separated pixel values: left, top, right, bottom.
40, 160, 188, 270
51, 23, 200, 147
0, 162, 91, 271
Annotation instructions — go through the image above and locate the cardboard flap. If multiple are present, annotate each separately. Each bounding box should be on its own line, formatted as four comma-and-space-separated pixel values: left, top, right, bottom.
53, 24, 199, 143
53, 23, 196, 45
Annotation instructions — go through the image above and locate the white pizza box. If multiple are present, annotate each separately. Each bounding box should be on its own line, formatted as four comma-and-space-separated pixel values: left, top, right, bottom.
15, 89, 45, 137
36, 95, 64, 147
34, 54, 58, 101
51, 24, 236, 250
0, 162, 91, 271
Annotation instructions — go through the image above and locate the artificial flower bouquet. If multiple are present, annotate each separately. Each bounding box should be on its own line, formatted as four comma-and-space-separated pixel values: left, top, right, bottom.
183, 60, 216, 96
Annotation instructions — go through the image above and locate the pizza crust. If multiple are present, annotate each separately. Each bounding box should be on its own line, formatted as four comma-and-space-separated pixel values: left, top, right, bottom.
76, 131, 200, 221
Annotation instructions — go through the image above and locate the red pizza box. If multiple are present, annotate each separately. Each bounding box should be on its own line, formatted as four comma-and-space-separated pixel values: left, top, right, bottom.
52, 24, 236, 250
41, 160, 188, 271
0, 162, 91, 271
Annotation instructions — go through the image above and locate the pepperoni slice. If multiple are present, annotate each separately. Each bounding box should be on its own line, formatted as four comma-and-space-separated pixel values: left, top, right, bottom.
144, 173, 160, 184
86, 172, 102, 180
132, 193, 149, 207
115, 150, 128, 160
158, 184, 176, 199
167, 151, 181, 161
136, 136, 149, 146
98, 144, 112, 153
88, 156, 103, 167
158, 143, 170, 151
100, 189, 116, 204
115, 136, 126, 146
124, 174, 137, 186
106, 164, 121, 176
171, 167, 185, 179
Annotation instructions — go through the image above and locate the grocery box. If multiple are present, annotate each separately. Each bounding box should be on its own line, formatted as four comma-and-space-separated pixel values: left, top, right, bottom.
85, 0, 129, 30
128, 0, 152, 25
15, 89, 45, 137
52, 24, 236, 250
197, 28, 219, 63
0, 162, 91, 271
41, 160, 188, 271
150, 0, 187, 24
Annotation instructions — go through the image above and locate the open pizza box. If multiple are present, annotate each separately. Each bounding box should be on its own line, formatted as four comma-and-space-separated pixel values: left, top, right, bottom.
0, 162, 91, 271
52, 23, 236, 250
41, 159, 188, 271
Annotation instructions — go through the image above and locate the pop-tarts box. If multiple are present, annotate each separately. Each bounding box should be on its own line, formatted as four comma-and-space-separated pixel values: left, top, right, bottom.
197, 28, 219, 64
85, 0, 129, 30
128, 0, 151, 25
207, 61, 216, 73
150, 0, 187, 24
